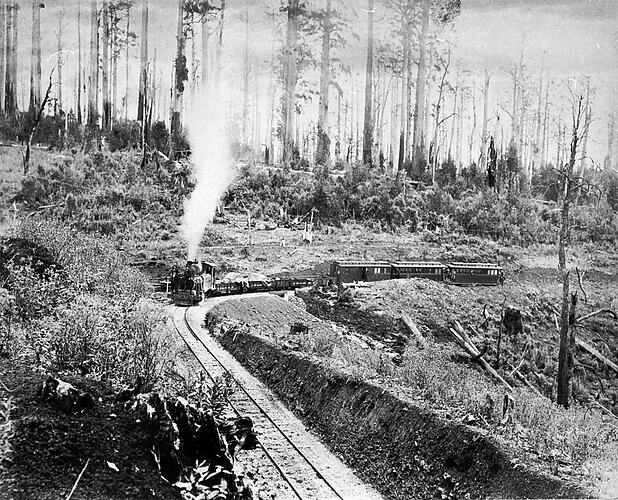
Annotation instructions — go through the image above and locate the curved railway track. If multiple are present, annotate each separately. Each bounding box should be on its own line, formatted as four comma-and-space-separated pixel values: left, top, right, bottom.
172, 303, 382, 500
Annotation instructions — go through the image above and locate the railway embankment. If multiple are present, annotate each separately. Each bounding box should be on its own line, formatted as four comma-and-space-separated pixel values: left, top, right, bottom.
217, 328, 588, 500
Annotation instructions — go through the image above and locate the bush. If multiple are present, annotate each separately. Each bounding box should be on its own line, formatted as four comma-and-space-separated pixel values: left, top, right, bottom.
45, 297, 171, 389
104, 120, 141, 152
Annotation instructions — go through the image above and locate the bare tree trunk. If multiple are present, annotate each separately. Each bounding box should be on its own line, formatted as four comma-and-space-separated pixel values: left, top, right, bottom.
266, 8, 276, 164
56, 10, 64, 114
448, 77, 458, 162
214, 0, 225, 94
557, 96, 585, 409
101, 1, 111, 130
124, 4, 130, 120
110, 9, 118, 122
362, 0, 374, 166
87, 0, 99, 127
412, 0, 429, 168
468, 74, 477, 169
10, 0, 15, 112
4, 1, 16, 118
137, 0, 148, 123
456, 88, 463, 174
316, 0, 331, 166
398, 19, 410, 172
606, 108, 616, 170
241, 9, 249, 146
24, 72, 53, 173
480, 70, 490, 171
29, 0, 42, 112
0, 0, 5, 116
405, 28, 412, 165
389, 78, 398, 172
170, 0, 186, 148
77, 0, 83, 123
282, 0, 299, 165
541, 80, 549, 167
201, 14, 208, 92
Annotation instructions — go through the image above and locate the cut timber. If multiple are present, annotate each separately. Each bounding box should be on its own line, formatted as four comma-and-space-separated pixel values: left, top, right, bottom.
506, 363, 544, 398
576, 338, 618, 374
449, 327, 513, 392
401, 313, 426, 348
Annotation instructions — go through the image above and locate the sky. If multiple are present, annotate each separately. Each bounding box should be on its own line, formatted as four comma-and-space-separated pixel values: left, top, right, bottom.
14, 0, 618, 165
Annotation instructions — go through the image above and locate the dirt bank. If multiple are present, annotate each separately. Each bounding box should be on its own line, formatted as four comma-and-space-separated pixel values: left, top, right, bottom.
218, 330, 587, 500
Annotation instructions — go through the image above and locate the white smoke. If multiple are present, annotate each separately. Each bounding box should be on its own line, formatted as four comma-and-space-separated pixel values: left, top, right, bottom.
182, 93, 236, 261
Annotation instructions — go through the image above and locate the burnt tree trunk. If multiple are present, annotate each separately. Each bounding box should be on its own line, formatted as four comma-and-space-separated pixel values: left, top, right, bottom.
361, 0, 374, 166
29, 0, 42, 112
412, 0, 429, 168
282, 0, 299, 165
87, 0, 99, 127
101, 1, 111, 130
315, 0, 331, 166
557, 96, 584, 409
0, 0, 5, 116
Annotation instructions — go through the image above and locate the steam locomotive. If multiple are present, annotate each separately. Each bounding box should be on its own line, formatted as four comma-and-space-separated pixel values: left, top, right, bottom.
169, 259, 503, 306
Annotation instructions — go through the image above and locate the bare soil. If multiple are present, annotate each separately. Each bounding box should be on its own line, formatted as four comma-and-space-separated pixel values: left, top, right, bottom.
0, 360, 179, 500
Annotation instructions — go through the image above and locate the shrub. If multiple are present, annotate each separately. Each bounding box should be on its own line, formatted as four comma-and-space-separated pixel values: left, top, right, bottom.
104, 120, 141, 152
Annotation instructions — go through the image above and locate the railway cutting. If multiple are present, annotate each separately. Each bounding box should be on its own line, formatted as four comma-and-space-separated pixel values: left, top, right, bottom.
171, 299, 383, 500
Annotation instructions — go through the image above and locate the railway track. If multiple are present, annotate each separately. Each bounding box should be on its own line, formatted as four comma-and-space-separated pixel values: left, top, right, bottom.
172, 302, 382, 500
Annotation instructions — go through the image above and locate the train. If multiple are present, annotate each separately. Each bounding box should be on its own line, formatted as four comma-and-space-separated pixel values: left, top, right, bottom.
169, 259, 504, 306
330, 261, 504, 285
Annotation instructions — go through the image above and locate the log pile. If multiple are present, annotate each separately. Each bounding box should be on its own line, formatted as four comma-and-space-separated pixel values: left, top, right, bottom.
131, 393, 256, 499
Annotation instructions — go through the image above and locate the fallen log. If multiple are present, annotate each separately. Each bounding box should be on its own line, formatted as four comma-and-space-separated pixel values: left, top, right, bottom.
576, 308, 618, 324
506, 363, 544, 398
576, 338, 618, 375
400, 313, 426, 349
448, 327, 513, 392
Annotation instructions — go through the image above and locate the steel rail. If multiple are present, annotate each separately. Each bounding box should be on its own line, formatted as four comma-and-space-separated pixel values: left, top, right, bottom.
173, 307, 345, 500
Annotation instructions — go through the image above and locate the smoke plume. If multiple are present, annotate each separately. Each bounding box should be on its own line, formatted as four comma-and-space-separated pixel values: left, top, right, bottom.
182, 93, 235, 261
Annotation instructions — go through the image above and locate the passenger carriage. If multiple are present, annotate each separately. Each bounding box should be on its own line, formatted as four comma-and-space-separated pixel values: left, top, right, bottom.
447, 262, 504, 285
329, 261, 392, 283
391, 261, 446, 281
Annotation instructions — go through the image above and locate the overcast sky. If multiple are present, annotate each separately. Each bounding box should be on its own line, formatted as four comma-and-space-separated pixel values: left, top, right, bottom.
19, 0, 618, 163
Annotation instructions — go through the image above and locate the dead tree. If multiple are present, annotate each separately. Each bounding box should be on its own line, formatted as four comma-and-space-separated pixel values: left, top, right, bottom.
556, 92, 587, 409
362, 0, 374, 166
0, 0, 5, 115
101, 1, 111, 130
282, 0, 300, 165
77, 0, 83, 123
241, 8, 249, 146
411, 0, 429, 169
29, 0, 42, 112
213, 0, 225, 93
87, 0, 99, 127
316, 0, 332, 166
4, 1, 17, 118
24, 71, 54, 174
56, 10, 64, 114
170, 0, 186, 148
